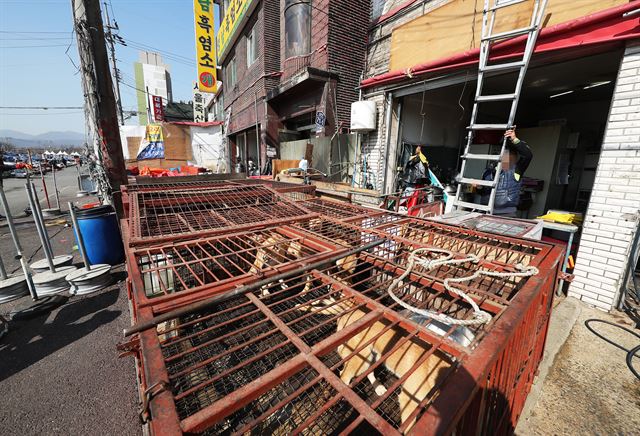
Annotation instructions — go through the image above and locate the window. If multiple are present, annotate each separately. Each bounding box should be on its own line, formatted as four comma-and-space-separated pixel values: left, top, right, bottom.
222, 0, 230, 19
246, 23, 258, 66
284, 0, 311, 58
226, 55, 237, 88
372, 0, 385, 21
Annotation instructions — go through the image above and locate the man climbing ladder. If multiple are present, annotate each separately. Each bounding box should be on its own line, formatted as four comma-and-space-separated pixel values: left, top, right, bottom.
505, 128, 532, 182
479, 128, 533, 215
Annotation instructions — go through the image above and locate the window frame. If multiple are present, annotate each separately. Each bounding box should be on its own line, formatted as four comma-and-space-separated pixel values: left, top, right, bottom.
226, 55, 237, 88
246, 22, 258, 67
284, 0, 312, 59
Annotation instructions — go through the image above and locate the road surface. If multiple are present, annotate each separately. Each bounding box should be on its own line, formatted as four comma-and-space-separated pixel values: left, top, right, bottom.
1, 166, 88, 217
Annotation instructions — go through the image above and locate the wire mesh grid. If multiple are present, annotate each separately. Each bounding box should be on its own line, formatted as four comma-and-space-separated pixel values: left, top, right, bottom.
292, 217, 380, 248
344, 213, 409, 229
461, 215, 538, 237
251, 261, 462, 431
135, 228, 326, 299
372, 218, 541, 266
125, 182, 557, 434
126, 179, 242, 193
232, 179, 316, 192
129, 184, 311, 243
279, 191, 316, 202
300, 199, 377, 219
140, 230, 545, 434
159, 296, 300, 421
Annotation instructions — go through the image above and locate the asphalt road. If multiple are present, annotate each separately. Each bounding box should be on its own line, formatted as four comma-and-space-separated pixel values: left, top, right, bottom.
1, 166, 85, 218
0, 194, 140, 434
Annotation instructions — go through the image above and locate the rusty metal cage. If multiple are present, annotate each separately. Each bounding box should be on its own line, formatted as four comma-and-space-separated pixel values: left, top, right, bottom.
120, 182, 564, 436
126, 184, 315, 246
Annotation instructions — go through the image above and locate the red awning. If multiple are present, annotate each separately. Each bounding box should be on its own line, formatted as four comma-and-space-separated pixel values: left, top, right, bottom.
361, 1, 640, 89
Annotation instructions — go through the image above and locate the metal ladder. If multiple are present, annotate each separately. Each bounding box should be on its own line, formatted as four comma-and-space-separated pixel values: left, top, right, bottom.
453, 0, 548, 214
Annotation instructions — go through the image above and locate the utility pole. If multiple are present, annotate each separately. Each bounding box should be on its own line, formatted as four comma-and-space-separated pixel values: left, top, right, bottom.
103, 2, 124, 126
71, 0, 127, 212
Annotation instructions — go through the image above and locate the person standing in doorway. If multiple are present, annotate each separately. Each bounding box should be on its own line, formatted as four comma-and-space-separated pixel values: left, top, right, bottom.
479, 128, 533, 214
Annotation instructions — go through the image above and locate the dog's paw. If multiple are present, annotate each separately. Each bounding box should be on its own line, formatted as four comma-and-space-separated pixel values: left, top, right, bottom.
374, 384, 388, 396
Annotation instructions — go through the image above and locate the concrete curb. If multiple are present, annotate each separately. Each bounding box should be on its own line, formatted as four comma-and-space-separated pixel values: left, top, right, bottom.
516, 297, 582, 433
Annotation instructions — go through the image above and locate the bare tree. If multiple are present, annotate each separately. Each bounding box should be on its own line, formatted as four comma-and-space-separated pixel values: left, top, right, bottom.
0, 139, 16, 153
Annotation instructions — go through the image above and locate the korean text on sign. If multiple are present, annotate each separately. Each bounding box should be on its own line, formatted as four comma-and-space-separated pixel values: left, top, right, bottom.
194, 0, 217, 92
217, 0, 251, 58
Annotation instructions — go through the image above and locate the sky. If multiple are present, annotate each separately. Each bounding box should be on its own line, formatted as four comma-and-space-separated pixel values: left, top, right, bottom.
0, 0, 216, 135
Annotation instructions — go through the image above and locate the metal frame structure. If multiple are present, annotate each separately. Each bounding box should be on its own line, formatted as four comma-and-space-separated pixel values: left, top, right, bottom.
119, 178, 563, 435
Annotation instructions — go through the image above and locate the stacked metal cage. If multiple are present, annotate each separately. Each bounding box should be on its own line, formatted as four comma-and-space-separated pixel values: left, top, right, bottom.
119, 178, 564, 436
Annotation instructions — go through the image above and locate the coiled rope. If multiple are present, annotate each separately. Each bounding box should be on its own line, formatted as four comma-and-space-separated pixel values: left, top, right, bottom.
388, 248, 539, 326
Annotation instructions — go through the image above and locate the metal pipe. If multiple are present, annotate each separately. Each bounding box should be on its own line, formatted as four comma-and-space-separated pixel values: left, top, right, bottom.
76, 163, 83, 190
124, 239, 386, 336
0, 252, 7, 280
52, 165, 61, 210
254, 92, 261, 174
68, 202, 91, 271
39, 164, 51, 209
0, 186, 37, 299
25, 183, 56, 273
30, 182, 54, 257
381, 93, 393, 195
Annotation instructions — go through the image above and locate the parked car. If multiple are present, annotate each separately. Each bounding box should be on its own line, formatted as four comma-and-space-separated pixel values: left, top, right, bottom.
11, 168, 28, 178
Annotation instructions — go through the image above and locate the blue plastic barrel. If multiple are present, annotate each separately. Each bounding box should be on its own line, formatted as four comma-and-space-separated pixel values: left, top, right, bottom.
74, 205, 125, 265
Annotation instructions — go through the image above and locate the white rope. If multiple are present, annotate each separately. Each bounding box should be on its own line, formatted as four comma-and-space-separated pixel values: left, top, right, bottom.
388, 248, 539, 326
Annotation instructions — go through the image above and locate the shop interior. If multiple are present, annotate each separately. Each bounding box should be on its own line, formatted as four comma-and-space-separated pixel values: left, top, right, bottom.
394, 49, 622, 219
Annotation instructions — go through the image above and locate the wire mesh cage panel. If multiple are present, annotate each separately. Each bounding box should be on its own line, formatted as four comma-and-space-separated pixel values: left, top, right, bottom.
125, 180, 242, 193
132, 231, 562, 436
369, 217, 542, 267
300, 199, 379, 220
233, 179, 316, 194
123, 178, 564, 436
127, 185, 314, 245
130, 227, 333, 308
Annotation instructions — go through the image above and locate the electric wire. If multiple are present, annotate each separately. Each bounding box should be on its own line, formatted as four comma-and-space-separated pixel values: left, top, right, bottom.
584, 319, 640, 380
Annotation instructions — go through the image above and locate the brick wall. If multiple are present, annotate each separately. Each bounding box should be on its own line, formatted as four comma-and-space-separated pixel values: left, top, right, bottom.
568, 42, 640, 311
328, 0, 371, 131
279, 0, 330, 81
223, 1, 281, 134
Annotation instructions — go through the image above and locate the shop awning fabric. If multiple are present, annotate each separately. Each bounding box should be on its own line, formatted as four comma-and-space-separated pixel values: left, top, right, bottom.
361, 1, 640, 90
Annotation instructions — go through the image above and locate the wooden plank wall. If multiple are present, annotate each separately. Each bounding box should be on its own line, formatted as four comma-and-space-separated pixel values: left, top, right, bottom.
389, 0, 627, 72
125, 123, 194, 169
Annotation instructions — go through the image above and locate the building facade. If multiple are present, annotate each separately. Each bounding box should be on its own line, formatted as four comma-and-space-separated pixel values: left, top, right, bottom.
134, 51, 172, 125
358, 0, 640, 311
217, 0, 370, 172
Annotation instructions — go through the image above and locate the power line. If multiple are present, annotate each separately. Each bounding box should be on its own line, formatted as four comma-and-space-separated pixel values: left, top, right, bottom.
120, 36, 194, 62
0, 106, 83, 109
0, 111, 84, 116
0, 43, 75, 48
0, 36, 74, 40
0, 30, 69, 34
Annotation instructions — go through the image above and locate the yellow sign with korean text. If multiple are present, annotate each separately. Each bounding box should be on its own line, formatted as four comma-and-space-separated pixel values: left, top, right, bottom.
217, 0, 252, 59
194, 0, 217, 93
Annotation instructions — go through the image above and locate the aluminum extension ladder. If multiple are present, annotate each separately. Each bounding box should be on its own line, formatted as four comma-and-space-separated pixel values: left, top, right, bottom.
453, 0, 548, 214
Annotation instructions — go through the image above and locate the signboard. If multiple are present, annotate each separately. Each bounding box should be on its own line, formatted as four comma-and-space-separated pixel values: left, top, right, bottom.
137, 125, 165, 160
315, 111, 326, 133
194, 0, 218, 93
217, 0, 252, 60
193, 83, 206, 123
152, 95, 164, 122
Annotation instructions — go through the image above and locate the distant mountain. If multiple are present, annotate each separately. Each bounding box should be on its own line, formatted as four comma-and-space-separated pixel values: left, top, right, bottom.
0, 130, 85, 148
0, 129, 34, 140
